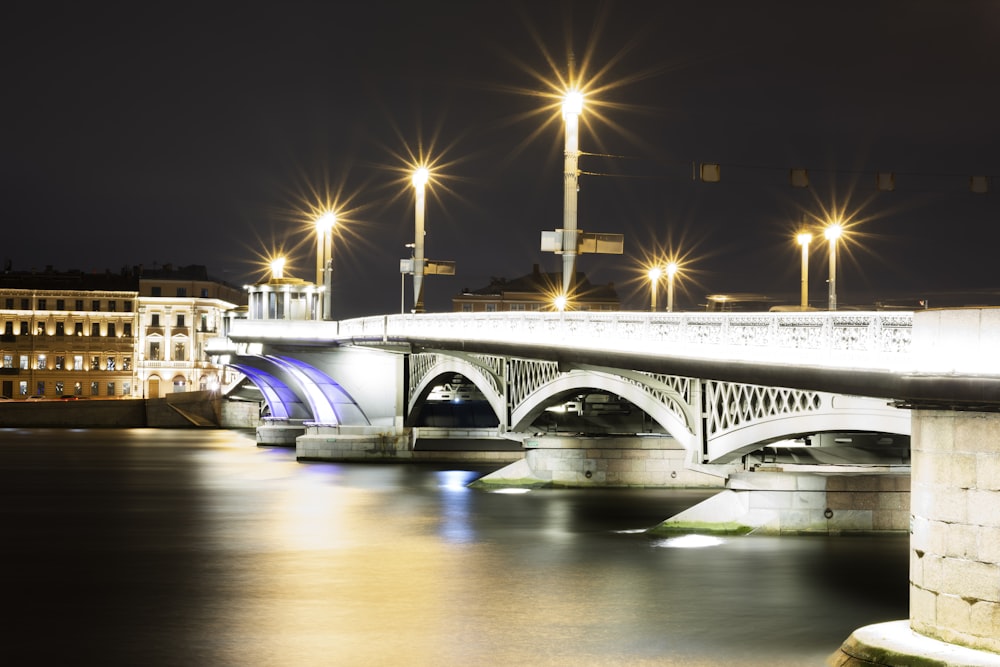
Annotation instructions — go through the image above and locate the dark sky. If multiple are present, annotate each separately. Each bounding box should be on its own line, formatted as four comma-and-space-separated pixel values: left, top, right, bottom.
4, 1, 1000, 315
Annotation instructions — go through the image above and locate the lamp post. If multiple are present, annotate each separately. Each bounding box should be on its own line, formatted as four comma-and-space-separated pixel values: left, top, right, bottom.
647, 267, 662, 311
561, 89, 583, 296
796, 232, 812, 310
412, 167, 429, 313
825, 223, 842, 311
315, 212, 336, 320
665, 261, 678, 313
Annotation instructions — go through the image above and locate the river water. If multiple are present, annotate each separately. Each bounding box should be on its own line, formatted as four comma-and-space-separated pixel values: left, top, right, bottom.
0, 428, 908, 666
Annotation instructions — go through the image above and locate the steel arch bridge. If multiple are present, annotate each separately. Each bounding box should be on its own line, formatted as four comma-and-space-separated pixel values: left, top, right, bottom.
405, 351, 908, 463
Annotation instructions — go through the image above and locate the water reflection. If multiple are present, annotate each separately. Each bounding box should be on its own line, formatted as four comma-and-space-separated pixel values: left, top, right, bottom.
0, 429, 908, 666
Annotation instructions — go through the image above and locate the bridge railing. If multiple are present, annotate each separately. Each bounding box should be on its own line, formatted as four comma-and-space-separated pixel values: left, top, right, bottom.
334, 311, 915, 373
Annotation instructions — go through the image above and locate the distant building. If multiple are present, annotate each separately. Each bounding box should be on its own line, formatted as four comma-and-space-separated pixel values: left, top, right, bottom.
0, 264, 244, 399
453, 265, 620, 312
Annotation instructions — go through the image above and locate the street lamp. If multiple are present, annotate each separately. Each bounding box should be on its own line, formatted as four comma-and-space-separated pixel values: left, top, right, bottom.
270, 256, 286, 281
412, 166, 429, 313
665, 261, 678, 313
315, 211, 336, 320
796, 232, 812, 310
561, 89, 583, 296
824, 223, 843, 311
647, 266, 662, 311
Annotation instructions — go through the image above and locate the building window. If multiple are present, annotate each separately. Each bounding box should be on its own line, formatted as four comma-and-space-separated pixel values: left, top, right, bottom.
106, 357, 116, 371
91, 323, 100, 337
3, 321, 10, 335
38, 298, 47, 310
106, 382, 115, 396
36, 322, 44, 335
75, 299, 84, 311
201, 288, 208, 298
485, 303, 497, 312
91, 356, 100, 371
55, 381, 64, 396
74, 322, 83, 336
92, 300, 101, 311
176, 314, 185, 327
510, 303, 526, 311
56, 322, 65, 336
174, 342, 186, 361
74, 355, 83, 371
20, 321, 28, 335
2, 354, 11, 369
56, 299, 65, 311
107, 322, 116, 337
123, 357, 131, 371
19, 355, 28, 370
4, 298, 12, 309
123, 381, 131, 396
108, 300, 116, 312
461, 303, 473, 312
35, 381, 44, 397
74, 382, 82, 397
124, 300, 133, 312
177, 287, 186, 297
151, 287, 161, 297
151, 314, 160, 327
90, 381, 99, 396
55, 356, 65, 370
37, 354, 46, 370
149, 341, 161, 361
123, 323, 131, 337
19, 381, 27, 396
20, 298, 28, 309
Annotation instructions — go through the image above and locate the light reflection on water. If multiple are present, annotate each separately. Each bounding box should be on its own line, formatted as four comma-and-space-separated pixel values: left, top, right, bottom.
0, 428, 908, 666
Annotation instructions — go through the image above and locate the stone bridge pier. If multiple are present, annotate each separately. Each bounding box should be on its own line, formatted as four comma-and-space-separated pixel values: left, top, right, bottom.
831, 310, 1000, 665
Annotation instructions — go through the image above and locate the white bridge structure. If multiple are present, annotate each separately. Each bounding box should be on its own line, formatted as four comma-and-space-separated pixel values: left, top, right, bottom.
214, 306, 1000, 661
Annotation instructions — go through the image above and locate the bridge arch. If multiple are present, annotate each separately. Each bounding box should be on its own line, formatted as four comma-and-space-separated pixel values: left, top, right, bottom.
228, 355, 369, 426
510, 370, 698, 451
407, 355, 505, 428
704, 395, 911, 463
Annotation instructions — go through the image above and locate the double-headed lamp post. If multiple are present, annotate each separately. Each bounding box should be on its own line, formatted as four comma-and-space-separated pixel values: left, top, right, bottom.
412, 166, 429, 313
647, 267, 662, 311
796, 232, 812, 310
561, 89, 583, 296
824, 223, 842, 311
665, 261, 678, 313
315, 212, 336, 320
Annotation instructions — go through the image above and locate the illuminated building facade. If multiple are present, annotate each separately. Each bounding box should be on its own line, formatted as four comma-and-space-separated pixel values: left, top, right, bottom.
0, 265, 243, 399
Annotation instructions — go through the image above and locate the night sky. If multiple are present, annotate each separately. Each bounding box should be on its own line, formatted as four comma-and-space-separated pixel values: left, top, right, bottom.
4, 1, 1000, 315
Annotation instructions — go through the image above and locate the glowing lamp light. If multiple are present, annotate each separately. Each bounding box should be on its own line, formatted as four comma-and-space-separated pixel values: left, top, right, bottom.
797, 232, 813, 246
665, 261, 679, 279
270, 257, 286, 280
412, 166, 430, 189
647, 267, 662, 282
562, 89, 584, 117
316, 211, 337, 233
554, 295, 568, 312
824, 223, 842, 241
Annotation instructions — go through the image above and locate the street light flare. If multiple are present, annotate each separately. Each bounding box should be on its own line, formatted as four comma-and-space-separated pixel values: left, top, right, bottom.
412, 166, 430, 189
562, 89, 584, 117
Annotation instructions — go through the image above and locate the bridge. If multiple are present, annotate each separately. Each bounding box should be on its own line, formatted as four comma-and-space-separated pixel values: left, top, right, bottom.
211, 306, 1000, 663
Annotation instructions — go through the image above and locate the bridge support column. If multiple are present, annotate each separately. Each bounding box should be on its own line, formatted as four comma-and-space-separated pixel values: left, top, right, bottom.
831, 409, 1000, 665
471, 435, 730, 488
296, 424, 414, 461
256, 418, 307, 446
654, 471, 910, 535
